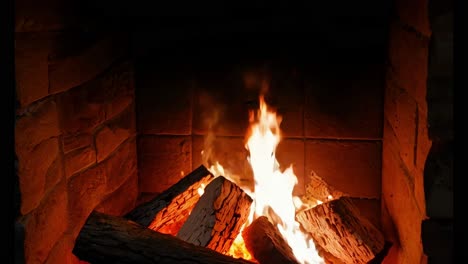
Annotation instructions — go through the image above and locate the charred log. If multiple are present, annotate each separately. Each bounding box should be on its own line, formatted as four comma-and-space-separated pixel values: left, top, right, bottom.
73, 211, 254, 264
125, 165, 214, 234
242, 216, 298, 264
296, 197, 385, 264
177, 176, 253, 254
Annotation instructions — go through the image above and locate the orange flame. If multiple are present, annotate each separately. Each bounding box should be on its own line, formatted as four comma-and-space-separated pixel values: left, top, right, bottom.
206, 96, 324, 264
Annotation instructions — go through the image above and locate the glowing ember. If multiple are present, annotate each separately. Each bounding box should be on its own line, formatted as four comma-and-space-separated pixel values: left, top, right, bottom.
227, 225, 254, 261
206, 95, 324, 264
197, 183, 206, 196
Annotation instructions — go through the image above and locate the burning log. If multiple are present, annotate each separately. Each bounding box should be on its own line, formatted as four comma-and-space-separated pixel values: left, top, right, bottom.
296, 197, 385, 264
125, 165, 214, 234
302, 171, 345, 205
242, 216, 299, 264
314, 244, 346, 264
73, 211, 254, 264
177, 176, 253, 254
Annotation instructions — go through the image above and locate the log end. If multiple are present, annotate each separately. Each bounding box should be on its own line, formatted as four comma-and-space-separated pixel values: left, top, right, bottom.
297, 197, 385, 264
243, 216, 299, 264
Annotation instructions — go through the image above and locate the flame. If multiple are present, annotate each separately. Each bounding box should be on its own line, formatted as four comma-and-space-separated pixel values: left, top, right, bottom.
244, 96, 324, 264
227, 224, 254, 261
205, 96, 324, 263
197, 183, 206, 196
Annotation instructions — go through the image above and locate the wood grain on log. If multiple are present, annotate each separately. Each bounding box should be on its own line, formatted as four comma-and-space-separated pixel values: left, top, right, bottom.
177, 176, 253, 254
242, 216, 299, 264
125, 165, 214, 234
314, 244, 346, 264
302, 171, 345, 205
73, 211, 254, 264
296, 197, 384, 264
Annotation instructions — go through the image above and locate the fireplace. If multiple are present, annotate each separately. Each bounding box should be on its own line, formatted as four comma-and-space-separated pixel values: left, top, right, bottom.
14, 0, 453, 263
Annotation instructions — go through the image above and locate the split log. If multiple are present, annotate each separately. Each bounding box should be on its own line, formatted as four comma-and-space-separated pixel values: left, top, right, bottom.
73, 211, 254, 264
314, 244, 346, 264
125, 165, 214, 234
177, 176, 253, 254
296, 197, 385, 264
242, 216, 299, 264
301, 171, 345, 206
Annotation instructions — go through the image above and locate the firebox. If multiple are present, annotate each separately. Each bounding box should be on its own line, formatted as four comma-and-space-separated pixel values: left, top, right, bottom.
14, 0, 453, 263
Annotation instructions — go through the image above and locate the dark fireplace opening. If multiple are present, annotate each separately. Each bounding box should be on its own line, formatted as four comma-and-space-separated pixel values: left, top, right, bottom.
14, 0, 453, 263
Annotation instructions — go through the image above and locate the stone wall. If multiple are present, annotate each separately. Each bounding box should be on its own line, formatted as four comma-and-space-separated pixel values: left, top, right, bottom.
14, 1, 138, 263
380, 0, 437, 263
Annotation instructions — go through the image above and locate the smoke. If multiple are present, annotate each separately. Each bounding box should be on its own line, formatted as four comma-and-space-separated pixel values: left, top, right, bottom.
197, 90, 221, 168
242, 67, 271, 97
198, 68, 272, 191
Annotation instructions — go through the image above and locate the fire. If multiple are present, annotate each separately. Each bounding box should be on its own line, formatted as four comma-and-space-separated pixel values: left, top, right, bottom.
205, 95, 324, 264
227, 225, 254, 261
197, 183, 206, 196
245, 96, 324, 264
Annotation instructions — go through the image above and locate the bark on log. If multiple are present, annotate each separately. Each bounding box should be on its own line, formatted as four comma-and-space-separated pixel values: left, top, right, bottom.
177, 176, 253, 254
125, 165, 214, 234
73, 211, 255, 264
242, 216, 299, 264
296, 197, 385, 264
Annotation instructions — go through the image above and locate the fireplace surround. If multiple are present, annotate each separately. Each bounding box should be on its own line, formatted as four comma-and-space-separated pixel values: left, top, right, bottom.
14, 0, 453, 263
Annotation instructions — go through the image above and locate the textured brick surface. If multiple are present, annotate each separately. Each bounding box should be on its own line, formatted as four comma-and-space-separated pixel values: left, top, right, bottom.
57, 84, 107, 135
22, 180, 68, 264
388, 23, 429, 111
95, 173, 138, 216
48, 33, 128, 94
15, 98, 61, 153
57, 61, 134, 135
138, 136, 192, 193
104, 138, 138, 194
382, 130, 425, 264
45, 235, 84, 264
45, 155, 64, 194
14, 33, 54, 107
304, 64, 384, 139
15, 100, 62, 213
305, 140, 381, 198
395, 0, 431, 36
95, 104, 136, 162
136, 63, 192, 135
16, 136, 61, 215
64, 146, 96, 178
384, 80, 418, 172
104, 62, 135, 120
62, 133, 94, 154
67, 162, 107, 239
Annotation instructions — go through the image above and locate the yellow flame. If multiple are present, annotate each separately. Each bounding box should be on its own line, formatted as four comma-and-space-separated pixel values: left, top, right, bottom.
197, 183, 206, 196
207, 96, 324, 263
227, 224, 254, 261
243, 96, 324, 264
